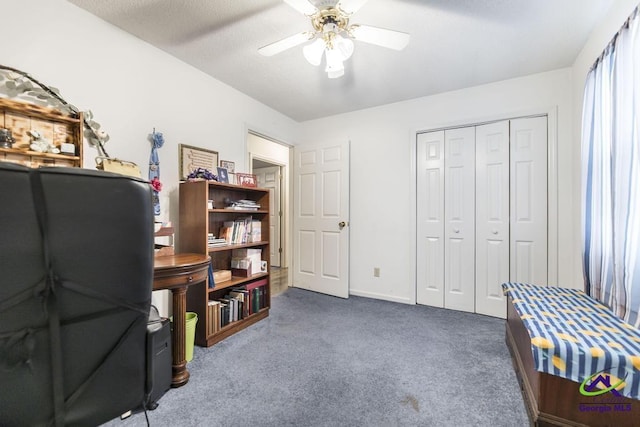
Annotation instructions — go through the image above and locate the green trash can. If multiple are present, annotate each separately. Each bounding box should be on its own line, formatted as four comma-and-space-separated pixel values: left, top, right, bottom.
185, 312, 198, 362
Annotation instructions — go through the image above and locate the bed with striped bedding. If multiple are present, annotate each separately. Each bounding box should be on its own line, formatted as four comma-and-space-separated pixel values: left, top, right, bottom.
502, 282, 640, 426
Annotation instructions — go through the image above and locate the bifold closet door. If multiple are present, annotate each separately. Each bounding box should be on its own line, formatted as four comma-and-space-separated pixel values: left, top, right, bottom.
510, 116, 547, 285
416, 127, 476, 312
417, 116, 547, 317
443, 127, 475, 312
475, 121, 510, 317
416, 130, 445, 307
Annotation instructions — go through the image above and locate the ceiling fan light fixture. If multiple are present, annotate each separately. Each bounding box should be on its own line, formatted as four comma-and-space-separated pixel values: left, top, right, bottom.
325, 48, 344, 78
327, 68, 345, 79
262, 1, 410, 79
334, 34, 354, 60
303, 38, 326, 66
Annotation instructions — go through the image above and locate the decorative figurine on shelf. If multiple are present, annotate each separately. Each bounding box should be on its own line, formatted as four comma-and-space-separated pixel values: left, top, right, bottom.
0, 128, 13, 148
186, 167, 218, 181
28, 130, 59, 154
148, 129, 164, 216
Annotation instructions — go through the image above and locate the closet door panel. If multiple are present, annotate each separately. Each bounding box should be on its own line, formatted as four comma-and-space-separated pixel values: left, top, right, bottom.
416, 131, 445, 307
510, 116, 547, 285
475, 121, 510, 318
444, 127, 475, 312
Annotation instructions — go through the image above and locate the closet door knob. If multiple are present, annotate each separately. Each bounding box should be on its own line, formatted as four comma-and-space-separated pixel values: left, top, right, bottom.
453, 228, 460, 234
492, 229, 499, 235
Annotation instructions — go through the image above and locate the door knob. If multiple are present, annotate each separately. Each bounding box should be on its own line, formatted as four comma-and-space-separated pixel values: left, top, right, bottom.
453, 228, 460, 234
492, 229, 499, 235
339, 221, 347, 229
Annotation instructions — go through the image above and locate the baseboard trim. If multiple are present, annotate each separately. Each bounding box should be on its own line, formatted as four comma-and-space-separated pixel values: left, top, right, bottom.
349, 289, 413, 304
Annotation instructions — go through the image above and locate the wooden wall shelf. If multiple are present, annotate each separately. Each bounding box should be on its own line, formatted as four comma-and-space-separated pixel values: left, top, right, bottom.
0, 98, 83, 168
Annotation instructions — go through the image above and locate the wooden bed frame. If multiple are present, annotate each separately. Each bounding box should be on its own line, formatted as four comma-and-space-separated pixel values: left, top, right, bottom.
506, 295, 640, 427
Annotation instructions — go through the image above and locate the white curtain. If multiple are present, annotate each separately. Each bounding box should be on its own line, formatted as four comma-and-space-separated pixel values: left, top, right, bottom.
582, 7, 640, 328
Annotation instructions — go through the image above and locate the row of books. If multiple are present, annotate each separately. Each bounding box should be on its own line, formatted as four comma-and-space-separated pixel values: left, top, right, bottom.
206, 279, 268, 334
218, 217, 261, 245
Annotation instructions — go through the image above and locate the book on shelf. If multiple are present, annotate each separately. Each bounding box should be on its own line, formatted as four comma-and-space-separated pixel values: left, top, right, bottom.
220, 222, 233, 243
224, 198, 260, 210
219, 301, 230, 327
208, 262, 215, 289
250, 220, 262, 242
208, 232, 228, 246
232, 297, 244, 321
231, 298, 238, 322
207, 300, 220, 334
225, 206, 259, 211
223, 298, 233, 322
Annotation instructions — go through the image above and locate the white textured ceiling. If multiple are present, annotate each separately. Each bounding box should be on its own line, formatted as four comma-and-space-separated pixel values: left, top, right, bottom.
67, 0, 612, 122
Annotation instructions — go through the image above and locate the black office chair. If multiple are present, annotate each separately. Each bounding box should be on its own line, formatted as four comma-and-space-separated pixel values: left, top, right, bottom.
0, 162, 154, 426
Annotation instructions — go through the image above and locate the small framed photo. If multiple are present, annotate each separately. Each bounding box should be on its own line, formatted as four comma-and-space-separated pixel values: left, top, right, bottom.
179, 144, 218, 180
217, 167, 229, 183
219, 160, 235, 173
236, 173, 257, 188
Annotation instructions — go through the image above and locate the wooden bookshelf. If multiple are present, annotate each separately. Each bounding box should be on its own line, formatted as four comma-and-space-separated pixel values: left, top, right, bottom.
178, 180, 270, 347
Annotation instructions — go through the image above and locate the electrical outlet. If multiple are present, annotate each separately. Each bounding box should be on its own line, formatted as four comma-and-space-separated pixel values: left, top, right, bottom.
374, 267, 380, 277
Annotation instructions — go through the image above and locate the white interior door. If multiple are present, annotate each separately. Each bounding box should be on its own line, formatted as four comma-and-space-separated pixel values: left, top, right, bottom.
416, 131, 445, 307
255, 166, 281, 267
293, 141, 350, 298
444, 127, 475, 312
475, 121, 510, 317
510, 116, 548, 284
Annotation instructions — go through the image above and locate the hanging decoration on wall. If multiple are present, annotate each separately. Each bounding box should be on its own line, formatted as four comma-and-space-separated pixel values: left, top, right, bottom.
149, 129, 164, 215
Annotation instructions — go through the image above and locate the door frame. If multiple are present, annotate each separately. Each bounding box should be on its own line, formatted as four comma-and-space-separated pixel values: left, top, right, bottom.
412, 106, 559, 303
245, 130, 292, 288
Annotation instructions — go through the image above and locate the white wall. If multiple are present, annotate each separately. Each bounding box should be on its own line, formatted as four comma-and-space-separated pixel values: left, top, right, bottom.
299, 69, 574, 303
570, 0, 639, 292
0, 0, 300, 315
4, 0, 634, 309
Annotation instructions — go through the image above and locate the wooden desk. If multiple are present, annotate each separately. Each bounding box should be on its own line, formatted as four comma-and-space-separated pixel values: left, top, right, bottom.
153, 253, 210, 388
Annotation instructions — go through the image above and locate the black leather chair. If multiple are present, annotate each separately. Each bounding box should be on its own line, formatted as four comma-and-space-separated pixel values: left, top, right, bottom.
0, 162, 154, 426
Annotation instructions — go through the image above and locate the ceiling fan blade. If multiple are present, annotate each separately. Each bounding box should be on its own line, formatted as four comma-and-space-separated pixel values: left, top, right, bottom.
350, 25, 410, 51
284, 0, 317, 15
258, 32, 312, 56
339, 0, 369, 14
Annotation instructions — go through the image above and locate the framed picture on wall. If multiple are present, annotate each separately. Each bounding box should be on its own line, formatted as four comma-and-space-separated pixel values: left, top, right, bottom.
219, 160, 235, 173
236, 173, 257, 188
179, 144, 218, 180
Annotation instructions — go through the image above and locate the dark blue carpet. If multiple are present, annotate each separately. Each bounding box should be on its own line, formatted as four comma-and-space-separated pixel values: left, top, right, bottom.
104, 288, 528, 426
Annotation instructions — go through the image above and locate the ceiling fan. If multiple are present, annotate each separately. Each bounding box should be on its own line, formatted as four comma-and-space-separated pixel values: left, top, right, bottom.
258, 0, 410, 78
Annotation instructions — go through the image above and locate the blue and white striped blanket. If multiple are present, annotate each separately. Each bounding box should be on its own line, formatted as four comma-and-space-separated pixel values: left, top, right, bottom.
502, 282, 640, 400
